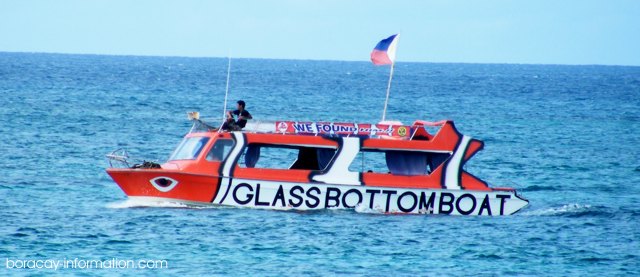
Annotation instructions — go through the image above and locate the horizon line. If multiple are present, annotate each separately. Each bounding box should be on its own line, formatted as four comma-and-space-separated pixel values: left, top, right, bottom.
1, 50, 639, 68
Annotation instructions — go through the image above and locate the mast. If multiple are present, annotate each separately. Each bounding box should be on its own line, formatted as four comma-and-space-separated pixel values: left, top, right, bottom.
222, 56, 231, 122
381, 61, 395, 122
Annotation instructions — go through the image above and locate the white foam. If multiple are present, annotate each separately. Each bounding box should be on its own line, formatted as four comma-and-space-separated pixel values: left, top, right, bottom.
520, 203, 592, 216
354, 203, 384, 214
106, 198, 192, 209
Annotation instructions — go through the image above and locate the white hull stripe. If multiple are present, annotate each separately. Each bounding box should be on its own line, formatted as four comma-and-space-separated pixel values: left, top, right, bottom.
444, 135, 471, 190
312, 137, 361, 185
222, 132, 245, 177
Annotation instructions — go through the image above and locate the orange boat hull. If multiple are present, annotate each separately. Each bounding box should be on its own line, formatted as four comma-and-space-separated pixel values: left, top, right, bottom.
106, 169, 221, 203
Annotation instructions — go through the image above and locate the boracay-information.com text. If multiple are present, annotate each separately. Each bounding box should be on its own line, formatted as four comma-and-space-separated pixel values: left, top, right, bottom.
5, 258, 168, 270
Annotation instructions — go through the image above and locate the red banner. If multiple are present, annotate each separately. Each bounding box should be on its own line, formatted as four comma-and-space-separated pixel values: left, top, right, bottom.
275, 121, 410, 138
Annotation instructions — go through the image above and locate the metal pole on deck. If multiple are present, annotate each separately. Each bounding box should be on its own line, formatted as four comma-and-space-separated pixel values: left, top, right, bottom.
381, 61, 395, 122
222, 56, 231, 122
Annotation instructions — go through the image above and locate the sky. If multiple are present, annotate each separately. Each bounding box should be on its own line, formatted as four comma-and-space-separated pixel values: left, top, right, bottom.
1, 0, 639, 66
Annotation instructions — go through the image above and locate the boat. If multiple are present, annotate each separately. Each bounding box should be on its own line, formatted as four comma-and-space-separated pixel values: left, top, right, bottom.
106, 35, 529, 216
106, 117, 529, 216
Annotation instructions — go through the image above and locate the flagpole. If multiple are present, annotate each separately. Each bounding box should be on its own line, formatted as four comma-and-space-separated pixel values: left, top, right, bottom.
381, 61, 395, 122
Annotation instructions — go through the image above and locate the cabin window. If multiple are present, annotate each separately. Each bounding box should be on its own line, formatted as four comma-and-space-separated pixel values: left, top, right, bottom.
385, 151, 429, 175
425, 152, 451, 173
349, 151, 389, 173
349, 149, 451, 176
238, 144, 337, 170
169, 137, 210, 160
206, 139, 235, 162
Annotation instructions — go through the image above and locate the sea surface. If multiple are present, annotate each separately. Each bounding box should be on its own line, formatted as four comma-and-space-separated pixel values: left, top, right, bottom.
1, 52, 639, 276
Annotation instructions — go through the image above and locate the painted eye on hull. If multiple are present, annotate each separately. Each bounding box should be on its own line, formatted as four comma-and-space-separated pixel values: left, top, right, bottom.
149, 177, 179, 192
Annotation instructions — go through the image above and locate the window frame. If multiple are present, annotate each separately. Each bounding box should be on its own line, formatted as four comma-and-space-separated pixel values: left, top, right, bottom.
350, 148, 452, 176
205, 138, 236, 162
237, 143, 337, 171
168, 136, 211, 161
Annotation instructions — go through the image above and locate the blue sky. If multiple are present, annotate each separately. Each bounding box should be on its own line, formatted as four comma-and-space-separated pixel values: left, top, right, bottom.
1, 0, 639, 65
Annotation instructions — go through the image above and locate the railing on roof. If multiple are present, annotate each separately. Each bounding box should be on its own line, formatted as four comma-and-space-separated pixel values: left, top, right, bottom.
187, 116, 448, 140
188, 119, 218, 133
244, 120, 415, 139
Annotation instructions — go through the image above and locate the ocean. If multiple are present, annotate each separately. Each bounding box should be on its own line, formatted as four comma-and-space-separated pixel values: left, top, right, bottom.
1, 52, 639, 275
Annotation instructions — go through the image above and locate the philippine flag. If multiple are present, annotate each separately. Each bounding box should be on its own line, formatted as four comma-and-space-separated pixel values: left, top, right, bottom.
370, 34, 400, 65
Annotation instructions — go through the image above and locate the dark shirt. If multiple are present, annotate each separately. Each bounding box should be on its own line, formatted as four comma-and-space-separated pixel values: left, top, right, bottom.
232, 109, 251, 128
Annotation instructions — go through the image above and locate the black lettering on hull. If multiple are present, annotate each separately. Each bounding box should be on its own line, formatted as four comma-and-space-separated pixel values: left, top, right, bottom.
496, 194, 511, 215
455, 193, 476, 215
478, 194, 492, 215
397, 191, 418, 213
382, 190, 397, 213
325, 187, 341, 208
439, 192, 455, 214
272, 185, 286, 207
288, 185, 304, 207
366, 189, 381, 209
221, 180, 520, 216
419, 192, 436, 214
305, 187, 320, 208
254, 183, 270, 206
342, 189, 363, 208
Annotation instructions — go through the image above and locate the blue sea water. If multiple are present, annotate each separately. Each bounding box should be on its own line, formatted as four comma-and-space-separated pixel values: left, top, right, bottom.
0, 52, 639, 276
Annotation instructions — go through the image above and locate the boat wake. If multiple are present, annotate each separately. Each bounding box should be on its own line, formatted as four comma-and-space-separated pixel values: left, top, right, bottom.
354, 204, 383, 214
520, 204, 599, 217
106, 198, 206, 209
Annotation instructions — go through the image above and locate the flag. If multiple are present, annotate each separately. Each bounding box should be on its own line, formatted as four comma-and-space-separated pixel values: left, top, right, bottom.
370, 34, 400, 65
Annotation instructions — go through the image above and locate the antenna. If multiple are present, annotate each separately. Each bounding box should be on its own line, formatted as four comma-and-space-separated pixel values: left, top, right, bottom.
222, 55, 231, 122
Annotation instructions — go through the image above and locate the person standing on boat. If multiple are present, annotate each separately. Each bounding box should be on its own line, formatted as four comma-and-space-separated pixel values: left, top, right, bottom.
223, 100, 252, 131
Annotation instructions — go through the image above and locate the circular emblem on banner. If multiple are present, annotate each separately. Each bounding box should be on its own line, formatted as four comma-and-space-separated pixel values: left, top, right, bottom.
150, 176, 179, 192
277, 122, 289, 133
398, 127, 408, 136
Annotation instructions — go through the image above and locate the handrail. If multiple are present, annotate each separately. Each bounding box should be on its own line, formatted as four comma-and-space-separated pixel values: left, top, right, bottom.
189, 118, 451, 140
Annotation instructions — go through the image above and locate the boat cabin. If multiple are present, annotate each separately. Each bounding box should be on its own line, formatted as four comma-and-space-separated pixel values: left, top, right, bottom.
160, 119, 492, 191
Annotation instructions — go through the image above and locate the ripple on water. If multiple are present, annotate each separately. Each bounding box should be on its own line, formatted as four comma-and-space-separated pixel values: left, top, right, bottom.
10, 233, 30, 238
522, 185, 558, 192
476, 253, 503, 260
519, 204, 614, 218
105, 239, 133, 245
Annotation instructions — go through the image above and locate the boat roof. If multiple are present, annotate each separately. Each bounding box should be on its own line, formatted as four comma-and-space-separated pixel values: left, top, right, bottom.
189, 119, 451, 141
